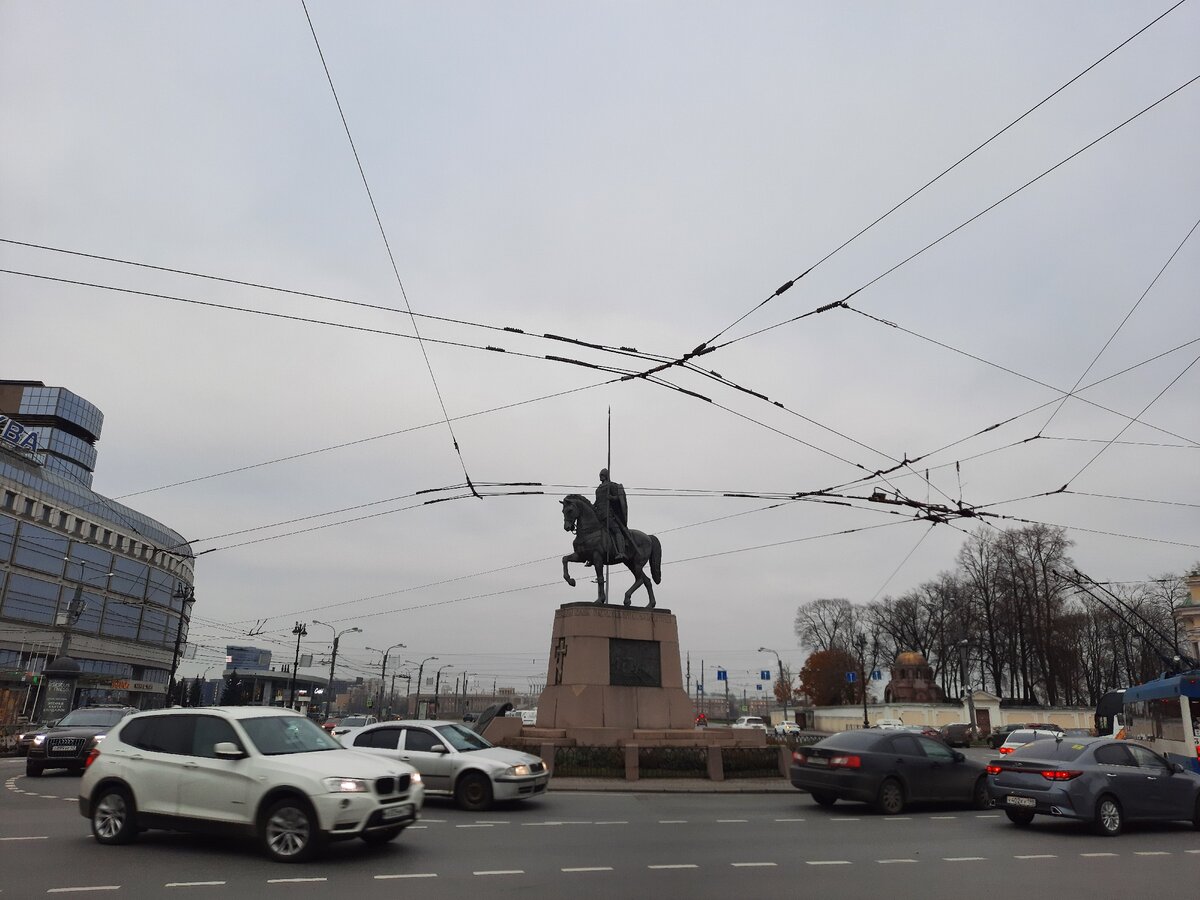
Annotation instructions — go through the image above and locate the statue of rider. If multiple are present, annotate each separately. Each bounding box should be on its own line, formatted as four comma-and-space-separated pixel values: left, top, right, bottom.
594, 468, 633, 561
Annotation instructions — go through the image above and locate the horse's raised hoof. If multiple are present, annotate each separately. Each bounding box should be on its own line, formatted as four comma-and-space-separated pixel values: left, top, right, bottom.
567, 578, 576, 587
623, 599, 632, 607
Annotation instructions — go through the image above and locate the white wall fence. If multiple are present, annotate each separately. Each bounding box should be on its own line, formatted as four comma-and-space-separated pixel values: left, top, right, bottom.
813, 693, 1094, 734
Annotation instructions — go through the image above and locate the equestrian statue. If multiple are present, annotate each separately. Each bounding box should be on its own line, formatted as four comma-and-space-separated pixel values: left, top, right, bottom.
560, 468, 662, 607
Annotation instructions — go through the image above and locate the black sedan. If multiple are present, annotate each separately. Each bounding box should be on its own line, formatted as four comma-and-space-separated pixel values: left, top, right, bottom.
986, 736, 1200, 836
25, 706, 137, 776
789, 729, 988, 814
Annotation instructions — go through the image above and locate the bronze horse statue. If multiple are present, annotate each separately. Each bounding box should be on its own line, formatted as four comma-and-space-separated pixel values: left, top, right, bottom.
560, 494, 662, 607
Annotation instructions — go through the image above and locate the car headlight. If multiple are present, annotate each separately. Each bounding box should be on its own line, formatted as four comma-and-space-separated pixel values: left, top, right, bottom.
505, 764, 532, 777
323, 777, 371, 793
93, 735, 107, 744
410, 771, 422, 784
32, 734, 46, 746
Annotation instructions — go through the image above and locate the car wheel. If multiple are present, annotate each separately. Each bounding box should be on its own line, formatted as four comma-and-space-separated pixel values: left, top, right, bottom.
25, 761, 43, 777
91, 786, 138, 845
361, 826, 404, 846
810, 791, 837, 807
454, 772, 494, 812
971, 776, 989, 810
1005, 809, 1034, 827
1093, 795, 1123, 837
873, 778, 905, 815
261, 797, 322, 862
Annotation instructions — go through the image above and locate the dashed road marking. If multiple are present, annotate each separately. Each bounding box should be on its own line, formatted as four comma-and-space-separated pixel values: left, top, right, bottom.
1135, 851, 1170, 856
1015, 855, 1056, 860
47, 889, 120, 894
878, 859, 918, 864
267, 878, 327, 883
456, 824, 493, 828
975, 814, 1001, 818
1081, 853, 1118, 858
166, 883, 227, 888
807, 860, 851, 866
774, 818, 805, 822
731, 862, 776, 867
594, 821, 628, 825
830, 817, 860, 822
658, 820, 687, 824
562, 867, 613, 872
0, 836, 48, 841
475, 820, 509, 825
883, 817, 911, 821
648, 864, 698, 870
375, 874, 437, 880
930, 816, 956, 820
944, 857, 986, 862
474, 870, 524, 876
716, 819, 748, 823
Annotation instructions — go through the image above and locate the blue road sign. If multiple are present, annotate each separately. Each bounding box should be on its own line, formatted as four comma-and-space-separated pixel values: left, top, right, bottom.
756, 684, 762, 691
871, 670, 883, 680
697, 683, 704, 694
717, 669, 727, 681
846, 671, 857, 683
760, 670, 772, 681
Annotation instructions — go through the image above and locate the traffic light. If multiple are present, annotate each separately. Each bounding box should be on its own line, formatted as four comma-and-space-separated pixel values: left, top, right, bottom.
23, 672, 40, 685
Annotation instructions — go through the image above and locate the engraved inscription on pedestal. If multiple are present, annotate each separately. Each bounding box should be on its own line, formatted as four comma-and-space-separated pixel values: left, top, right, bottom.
609, 638, 661, 687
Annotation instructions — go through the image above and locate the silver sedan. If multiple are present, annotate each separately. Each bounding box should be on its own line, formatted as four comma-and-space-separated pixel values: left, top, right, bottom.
342, 720, 550, 811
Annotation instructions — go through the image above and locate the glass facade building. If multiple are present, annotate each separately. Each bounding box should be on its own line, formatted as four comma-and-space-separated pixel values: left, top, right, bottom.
0, 380, 193, 720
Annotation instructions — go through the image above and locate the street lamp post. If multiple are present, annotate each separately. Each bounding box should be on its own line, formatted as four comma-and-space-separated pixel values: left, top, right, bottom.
288, 622, 308, 708
759, 646, 788, 722
312, 620, 361, 721
434, 663, 453, 718
169, 582, 195, 698
958, 638, 977, 732
366, 643, 406, 717
411, 656, 438, 719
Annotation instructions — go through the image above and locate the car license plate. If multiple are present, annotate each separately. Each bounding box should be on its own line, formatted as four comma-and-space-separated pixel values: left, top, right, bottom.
382, 804, 412, 822
807, 757, 828, 766
1006, 795, 1035, 808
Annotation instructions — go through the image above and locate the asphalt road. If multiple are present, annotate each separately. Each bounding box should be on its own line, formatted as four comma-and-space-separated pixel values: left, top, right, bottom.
3, 755, 1198, 899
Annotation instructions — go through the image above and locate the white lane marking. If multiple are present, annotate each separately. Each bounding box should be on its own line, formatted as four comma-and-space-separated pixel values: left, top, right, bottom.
1015, 855, 1056, 860
474, 870, 524, 876
883, 817, 911, 821
930, 816, 956, 820
878, 859, 918, 864
375, 874, 437, 880
1081, 853, 1118, 857
731, 862, 776, 867
522, 822, 563, 827
648, 864, 698, 869
266, 878, 327, 883
717, 819, 748, 823
39, 795, 59, 799
975, 814, 1001, 818
658, 820, 687, 824
594, 821, 628, 825
46, 889, 120, 894
456, 824, 494, 828
1186, 850, 1200, 854
562, 867, 613, 872
166, 883, 228, 888
807, 861, 851, 866
1135, 851, 1170, 856
830, 817, 860, 822
944, 857, 986, 862
409, 825, 427, 829
774, 818, 805, 822
475, 820, 509, 825
0, 836, 48, 841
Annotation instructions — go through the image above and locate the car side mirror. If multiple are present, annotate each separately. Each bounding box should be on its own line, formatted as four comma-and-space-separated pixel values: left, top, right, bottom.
952, 751, 965, 763
213, 742, 246, 760
1172, 763, 1185, 774
428, 745, 448, 754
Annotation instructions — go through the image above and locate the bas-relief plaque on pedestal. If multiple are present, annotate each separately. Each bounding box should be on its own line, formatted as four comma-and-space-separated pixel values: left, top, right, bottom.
609, 638, 661, 687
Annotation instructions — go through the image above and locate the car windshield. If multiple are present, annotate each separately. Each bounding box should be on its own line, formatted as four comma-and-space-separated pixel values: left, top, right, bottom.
341, 716, 369, 727
240, 716, 342, 755
817, 730, 889, 751
1009, 739, 1088, 760
435, 723, 493, 752
57, 709, 126, 728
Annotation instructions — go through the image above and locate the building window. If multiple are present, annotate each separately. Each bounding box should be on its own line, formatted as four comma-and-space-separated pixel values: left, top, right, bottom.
57, 512, 69, 529
102, 529, 112, 546
23, 498, 35, 516
74, 518, 84, 535
40, 504, 52, 523
3, 491, 15, 511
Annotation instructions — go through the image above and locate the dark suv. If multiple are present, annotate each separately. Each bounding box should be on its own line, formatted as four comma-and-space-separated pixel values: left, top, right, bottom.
26, 706, 138, 777
939, 723, 977, 748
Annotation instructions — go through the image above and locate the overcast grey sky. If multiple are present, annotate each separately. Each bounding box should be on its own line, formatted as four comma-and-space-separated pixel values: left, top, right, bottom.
2, 1, 1197, 697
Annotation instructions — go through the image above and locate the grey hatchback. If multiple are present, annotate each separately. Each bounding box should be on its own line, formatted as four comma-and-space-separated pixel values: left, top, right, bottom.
986, 736, 1200, 835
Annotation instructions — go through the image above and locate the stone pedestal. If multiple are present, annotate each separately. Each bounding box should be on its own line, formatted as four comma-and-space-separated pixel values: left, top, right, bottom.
535, 603, 696, 739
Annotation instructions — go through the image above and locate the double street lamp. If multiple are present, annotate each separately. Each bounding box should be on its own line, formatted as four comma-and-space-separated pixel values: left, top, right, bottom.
366, 643, 406, 717
312, 620, 361, 720
758, 646, 788, 721
433, 663, 454, 717
288, 622, 308, 708
411, 656, 438, 719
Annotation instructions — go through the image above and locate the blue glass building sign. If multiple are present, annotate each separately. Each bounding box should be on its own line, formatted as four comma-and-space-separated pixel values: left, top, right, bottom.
0, 415, 40, 454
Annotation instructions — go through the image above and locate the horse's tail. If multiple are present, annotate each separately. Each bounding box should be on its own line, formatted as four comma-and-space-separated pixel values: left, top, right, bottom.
650, 534, 662, 584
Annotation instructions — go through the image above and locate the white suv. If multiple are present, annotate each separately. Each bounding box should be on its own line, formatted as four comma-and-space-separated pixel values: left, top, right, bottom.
78, 706, 424, 862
